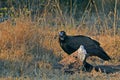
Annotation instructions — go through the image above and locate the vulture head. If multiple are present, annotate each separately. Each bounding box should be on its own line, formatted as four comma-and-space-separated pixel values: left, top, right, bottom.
59, 31, 67, 41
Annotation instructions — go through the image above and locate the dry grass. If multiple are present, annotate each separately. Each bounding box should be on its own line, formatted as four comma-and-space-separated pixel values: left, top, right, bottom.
0, 18, 120, 80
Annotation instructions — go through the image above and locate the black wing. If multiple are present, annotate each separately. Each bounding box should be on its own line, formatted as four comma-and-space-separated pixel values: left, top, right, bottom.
66, 35, 111, 60
66, 35, 100, 51
86, 47, 111, 60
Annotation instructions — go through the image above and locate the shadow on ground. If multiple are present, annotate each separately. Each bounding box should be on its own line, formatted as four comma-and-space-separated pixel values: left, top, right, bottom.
95, 65, 120, 74
54, 62, 120, 74
0, 44, 61, 77
0, 43, 120, 77
53, 54, 120, 74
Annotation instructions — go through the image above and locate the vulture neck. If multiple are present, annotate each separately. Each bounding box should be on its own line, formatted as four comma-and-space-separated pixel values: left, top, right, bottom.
59, 36, 68, 43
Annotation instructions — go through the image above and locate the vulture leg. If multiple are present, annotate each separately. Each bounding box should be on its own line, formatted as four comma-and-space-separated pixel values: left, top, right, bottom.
82, 61, 93, 72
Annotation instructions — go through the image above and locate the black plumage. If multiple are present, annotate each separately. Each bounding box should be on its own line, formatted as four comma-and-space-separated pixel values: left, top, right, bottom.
59, 31, 111, 61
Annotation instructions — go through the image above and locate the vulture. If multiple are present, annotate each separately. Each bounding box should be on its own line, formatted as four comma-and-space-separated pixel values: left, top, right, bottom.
59, 31, 111, 63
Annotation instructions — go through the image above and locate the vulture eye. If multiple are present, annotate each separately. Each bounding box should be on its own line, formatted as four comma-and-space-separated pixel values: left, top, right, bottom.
59, 31, 65, 36
59, 32, 63, 36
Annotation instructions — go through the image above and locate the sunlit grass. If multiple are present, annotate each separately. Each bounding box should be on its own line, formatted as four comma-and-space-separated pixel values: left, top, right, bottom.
0, 17, 120, 80
0, 0, 120, 80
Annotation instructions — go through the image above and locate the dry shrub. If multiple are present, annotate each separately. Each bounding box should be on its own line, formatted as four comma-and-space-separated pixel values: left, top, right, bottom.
1, 19, 120, 61
0, 19, 38, 61
0, 18, 120, 79
95, 35, 120, 59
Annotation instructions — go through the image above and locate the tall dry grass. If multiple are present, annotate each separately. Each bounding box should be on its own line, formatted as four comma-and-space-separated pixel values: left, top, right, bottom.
0, 18, 120, 79
0, 0, 120, 80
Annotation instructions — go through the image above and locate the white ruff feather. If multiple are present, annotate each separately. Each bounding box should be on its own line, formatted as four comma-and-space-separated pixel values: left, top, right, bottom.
77, 45, 87, 61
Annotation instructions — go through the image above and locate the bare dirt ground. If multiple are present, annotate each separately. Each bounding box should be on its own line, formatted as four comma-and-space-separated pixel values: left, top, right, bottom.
54, 51, 120, 74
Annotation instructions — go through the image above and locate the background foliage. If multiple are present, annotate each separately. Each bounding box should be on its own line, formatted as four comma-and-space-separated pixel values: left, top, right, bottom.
0, 0, 120, 27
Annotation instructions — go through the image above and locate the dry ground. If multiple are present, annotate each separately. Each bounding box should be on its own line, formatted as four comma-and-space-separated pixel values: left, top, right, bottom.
0, 18, 120, 80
